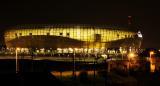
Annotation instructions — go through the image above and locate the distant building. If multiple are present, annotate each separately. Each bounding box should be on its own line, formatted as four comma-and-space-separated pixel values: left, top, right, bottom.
4, 24, 142, 55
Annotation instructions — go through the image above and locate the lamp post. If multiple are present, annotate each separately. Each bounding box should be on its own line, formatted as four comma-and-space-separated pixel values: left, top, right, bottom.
72, 48, 76, 79
94, 52, 97, 78
16, 48, 20, 73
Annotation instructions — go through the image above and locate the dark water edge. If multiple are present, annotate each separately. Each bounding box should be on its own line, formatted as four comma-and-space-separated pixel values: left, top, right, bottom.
0, 59, 160, 86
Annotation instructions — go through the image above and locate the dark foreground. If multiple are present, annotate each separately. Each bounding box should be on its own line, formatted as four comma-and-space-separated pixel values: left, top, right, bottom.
0, 59, 160, 86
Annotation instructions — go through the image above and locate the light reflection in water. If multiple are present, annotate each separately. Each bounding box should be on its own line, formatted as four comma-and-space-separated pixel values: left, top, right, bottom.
150, 63, 156, 72
51, 70, 98, 77
150, 57, 156, 72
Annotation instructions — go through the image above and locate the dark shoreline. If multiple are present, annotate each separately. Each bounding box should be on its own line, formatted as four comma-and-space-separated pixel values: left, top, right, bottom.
0, 59, 159, 86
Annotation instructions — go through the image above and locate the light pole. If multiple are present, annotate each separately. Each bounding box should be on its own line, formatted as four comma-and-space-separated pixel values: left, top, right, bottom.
94, 52, 97, 78
149, 51, 154, 58
16, 48, 20, 73
72, 48, 76, 79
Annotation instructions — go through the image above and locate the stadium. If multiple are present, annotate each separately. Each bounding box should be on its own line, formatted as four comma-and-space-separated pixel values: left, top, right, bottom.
4, 24, 142, 58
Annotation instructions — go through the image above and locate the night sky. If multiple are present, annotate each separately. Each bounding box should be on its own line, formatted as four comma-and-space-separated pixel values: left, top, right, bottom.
0, 0, 159, 48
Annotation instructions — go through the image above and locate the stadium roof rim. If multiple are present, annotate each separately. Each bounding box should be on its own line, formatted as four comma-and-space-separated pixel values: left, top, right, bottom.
8, 24, 138, 32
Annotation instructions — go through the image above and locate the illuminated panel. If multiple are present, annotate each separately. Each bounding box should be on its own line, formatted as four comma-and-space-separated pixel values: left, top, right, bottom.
5, 28, 136, 42
4, 25, 137, 49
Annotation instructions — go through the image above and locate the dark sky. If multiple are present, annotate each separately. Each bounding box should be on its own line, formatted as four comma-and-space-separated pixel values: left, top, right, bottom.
0, 0, 160, 48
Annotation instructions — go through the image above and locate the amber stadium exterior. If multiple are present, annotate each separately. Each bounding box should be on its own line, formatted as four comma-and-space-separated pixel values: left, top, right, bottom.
4, 24, 142, 55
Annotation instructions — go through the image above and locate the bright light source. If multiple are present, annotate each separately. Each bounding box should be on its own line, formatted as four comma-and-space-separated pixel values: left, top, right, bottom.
84, 48, 87, 51
101, 54, 107, 59
94, 48, 99, 52
128, 53, 135, 59
74, 48, 78, 51
150, 51, 154, 55
69, 48, 73, 52
137, 31, 143, 38
16, 48, 20, 51
122, 51, 127, 54
57, 48, 62, 50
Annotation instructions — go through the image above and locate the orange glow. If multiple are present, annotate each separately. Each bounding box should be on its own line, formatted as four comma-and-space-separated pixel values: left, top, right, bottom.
128, 53, 135, 59
16, 48, 20, 51
149, 51, 156, 72
150, 63, 156, 72
150, 51, 154, 55
51, 70, 97, 77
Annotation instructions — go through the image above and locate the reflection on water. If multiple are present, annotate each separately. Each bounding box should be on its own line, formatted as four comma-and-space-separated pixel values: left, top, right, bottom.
150, 57, 156, 72
50, 70, 138, 86
51, 70, 108, 86
51, 70, 98, 77
150, 63, 156, 72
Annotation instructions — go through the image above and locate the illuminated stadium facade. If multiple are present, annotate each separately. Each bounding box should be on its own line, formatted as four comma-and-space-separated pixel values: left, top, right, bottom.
4, 24, 142, 57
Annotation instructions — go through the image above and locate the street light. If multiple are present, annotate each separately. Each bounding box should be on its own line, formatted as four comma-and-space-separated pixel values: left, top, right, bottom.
16, 48, 20, 73
150, 51, 154, 58
128, 52, 135, 59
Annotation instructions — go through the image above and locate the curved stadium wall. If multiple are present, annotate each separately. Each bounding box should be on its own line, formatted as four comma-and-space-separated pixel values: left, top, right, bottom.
4, 24, 142, 54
